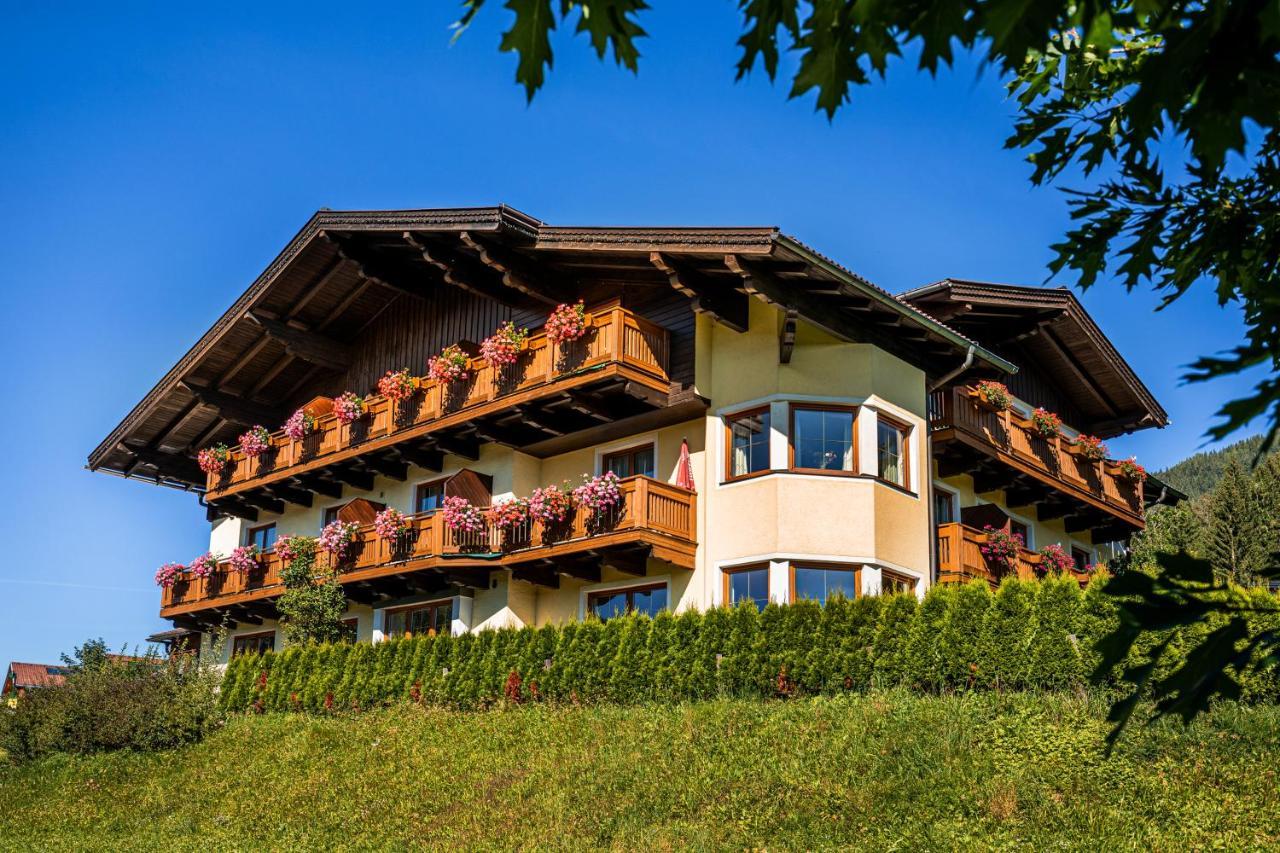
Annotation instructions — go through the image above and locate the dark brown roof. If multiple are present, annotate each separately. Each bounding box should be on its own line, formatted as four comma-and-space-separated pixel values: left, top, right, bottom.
900, 279, 1168, 437
87, 206, 1015, 491
5, 662, 69, 691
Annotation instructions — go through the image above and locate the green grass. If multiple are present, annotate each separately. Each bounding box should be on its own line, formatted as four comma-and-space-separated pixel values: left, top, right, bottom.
1, 693, 1278, 850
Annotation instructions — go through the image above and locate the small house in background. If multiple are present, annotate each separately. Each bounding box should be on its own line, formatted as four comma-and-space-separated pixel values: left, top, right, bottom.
3, 662, 70, 707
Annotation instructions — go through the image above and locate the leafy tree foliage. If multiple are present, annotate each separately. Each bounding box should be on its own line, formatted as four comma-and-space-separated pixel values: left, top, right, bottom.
275, 537, 347, 646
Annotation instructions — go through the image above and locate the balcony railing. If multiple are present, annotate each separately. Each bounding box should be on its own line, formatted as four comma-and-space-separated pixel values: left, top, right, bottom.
935, 522, 1092, 587
162, 476, 696, 614
928, 387, 1144, 523
205, 305, 670, 499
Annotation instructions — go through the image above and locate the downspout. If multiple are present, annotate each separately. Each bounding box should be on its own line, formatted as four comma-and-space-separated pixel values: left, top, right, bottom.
926, 345, 975, 585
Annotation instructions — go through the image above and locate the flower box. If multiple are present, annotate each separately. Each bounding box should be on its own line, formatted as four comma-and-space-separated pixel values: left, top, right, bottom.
971, 380, 1013, 412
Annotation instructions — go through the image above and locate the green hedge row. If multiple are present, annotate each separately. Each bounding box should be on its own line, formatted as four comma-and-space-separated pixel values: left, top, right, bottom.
219, 575, 1280, 714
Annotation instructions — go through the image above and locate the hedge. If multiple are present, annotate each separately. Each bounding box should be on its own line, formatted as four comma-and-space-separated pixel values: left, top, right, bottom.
219, 576, 1280, 714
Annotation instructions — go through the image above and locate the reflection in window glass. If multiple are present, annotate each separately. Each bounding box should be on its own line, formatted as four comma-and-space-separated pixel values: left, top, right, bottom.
793, 408, 854, 471
384, 601, 453, 639
933, 489, 956, 524
880, 571, 917, 596
728, 409, 771, 478
877, 420, 908, 486
727, 567, 770, 611
246, 523, 277, 551
793, 566, 858, 605
588, 585, 668, 620
416, 482, 445, 514
603, 444, 656, 479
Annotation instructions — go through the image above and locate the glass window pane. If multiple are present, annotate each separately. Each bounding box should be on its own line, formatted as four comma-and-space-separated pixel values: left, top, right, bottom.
795, 409, 853, 471
606, 455, 631, 478
633, 446, 655, 478
933, 491, 955, 524
632, 586, 668, 618
434, 602, 453, 635
877, 421, 905, 485
730, 410, 771, 477
384, 610, 406, 639
590, 591, 629, 621
794, 567, 857, 605
416, 484, 443, 514
729, 568, 769, 611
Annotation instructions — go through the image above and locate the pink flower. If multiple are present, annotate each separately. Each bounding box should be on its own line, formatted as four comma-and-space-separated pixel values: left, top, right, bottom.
239, 426, 272, 458
573, 471, 622, 514
319, 520, 361, 561
377, 368, 417, 401
487, 498, 530, 530
188, 552, 219, 579
228, 545, 261, 574
282, 409, 316, 441
197, 444, 230, 474
275, 535, 315, 564
545, 301, 588, 344
154, 562, 185, 588
428, 345, 471, 384
1038, 543, 1075, 575
374, 507, 411, 543
441, 496, 485, 534
333, 392, 366, 425
528, 484, 573, 524
479, 322, 528, 368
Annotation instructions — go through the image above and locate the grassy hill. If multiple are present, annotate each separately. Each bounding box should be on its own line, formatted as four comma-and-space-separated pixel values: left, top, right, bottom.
2, 693, 1278, 850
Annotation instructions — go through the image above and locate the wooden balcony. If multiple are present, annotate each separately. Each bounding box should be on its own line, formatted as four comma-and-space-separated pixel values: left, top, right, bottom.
161, 476, 697, 621
935, 522, 1041, 585
929, 387, 1145, 534
205, 305, 673, 513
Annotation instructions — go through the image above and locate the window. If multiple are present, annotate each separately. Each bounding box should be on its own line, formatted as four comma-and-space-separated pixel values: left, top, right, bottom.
587, 583, 668, 620
339, 618, 358, 643
881, 570, 918, 596
245, 523, 277, 551
1072, 547, 1092, 573
933, 487, 957, 525
726, 407, 771, 479
415, 480, 446, 514
602, 443, 655, 479
791, 565, 860, 605
876, 417, 910, 488
1009, 520, 1030, 548
383, 600, 453, 639
322, 506, 342, 527
790, 406, 855, 472
723, 565, 770, 611
231, 631, 275, 657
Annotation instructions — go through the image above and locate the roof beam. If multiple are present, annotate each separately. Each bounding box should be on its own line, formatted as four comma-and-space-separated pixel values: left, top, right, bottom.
650, 252, 749, 332
179, 380, 285, 429
1039, 324, 1122, 419
245, 310, 353, 372
459, 231, 568, 306
321, 231, 429, 300
402, 232, 528, 308
116, 442, 204, 484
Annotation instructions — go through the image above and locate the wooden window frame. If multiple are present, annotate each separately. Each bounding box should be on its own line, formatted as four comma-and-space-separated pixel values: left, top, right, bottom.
788, 403, 859, 476
723, 405, 773, 483
321, 505, 343, 529
788, 562, 862, 604
383, 598, 454, 639
1071, 546, 1092, 573
586, 581, 669, 619
1008, 518, 1032, 549
601, 442, 656, 479
722, 563, 770, 609
875, 413, 913, 492
932, 484, 958, 525
880, 569, 918, 595
245, 522, 277, 551
414, 477, 448, 515
231, 630, 276, 657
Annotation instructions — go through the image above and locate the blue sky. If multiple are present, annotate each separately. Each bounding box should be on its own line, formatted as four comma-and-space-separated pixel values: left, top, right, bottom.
0, 3, 1260, 663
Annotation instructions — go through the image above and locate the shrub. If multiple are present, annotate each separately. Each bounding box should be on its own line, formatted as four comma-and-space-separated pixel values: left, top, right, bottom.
1027, 574, 1084, 689
871, 593, 919, 689
975, 578, 1036, 690
0, 642, 224, 763
907, 585, 955, 692
939, 581, 991, 690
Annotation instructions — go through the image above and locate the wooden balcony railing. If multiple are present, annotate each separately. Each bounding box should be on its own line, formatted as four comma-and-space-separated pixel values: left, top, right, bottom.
205, 305, 670, 499
928, 387, 1144, 524
936, 522, 1092, 587
162, 476, 697, 614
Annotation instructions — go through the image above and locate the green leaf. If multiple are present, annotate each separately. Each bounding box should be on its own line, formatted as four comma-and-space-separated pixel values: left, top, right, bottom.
499, 0, 557, 102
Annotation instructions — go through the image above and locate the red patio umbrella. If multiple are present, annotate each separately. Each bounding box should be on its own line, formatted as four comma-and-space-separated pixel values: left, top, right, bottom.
674, 438, 696, 492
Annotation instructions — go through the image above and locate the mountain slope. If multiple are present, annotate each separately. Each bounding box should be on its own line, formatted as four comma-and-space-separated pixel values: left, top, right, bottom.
1157, 434, 1266, 500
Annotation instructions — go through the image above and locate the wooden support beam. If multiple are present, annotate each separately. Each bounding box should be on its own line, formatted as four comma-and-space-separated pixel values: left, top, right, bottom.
321, 230, 428, 300
179, 380, 285, 428
512, 405, 569, 437
603, 548, 649, 576
262, 483, 314, 508
241, 493, 285, 515
650, 252, 749, 332
117, 443, 204, 484
360, 454, 408, 481
209, 499, 258, 522
394, 444, 444, 472
434, 433, 480, 461
444, 567, 491, 589
555, 558, 602, 583
778, 308, 797, 364
329, 467, 374, 492
293, 474, 343, 499
512, 564, 560, 588
244, 310, 353, 372
402, 232, 528, 308
564, 391, 617, 423
459, 231, 567, 306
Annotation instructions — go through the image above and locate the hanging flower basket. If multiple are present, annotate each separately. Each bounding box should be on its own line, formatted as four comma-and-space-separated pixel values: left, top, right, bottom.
487, 497, 530, 530
374, 507, 412, 544
1116, 457, 1147, 484
479, 321, 529, 369
528, 484, 573, 525
188, 552, 219, 580
378, 368, 417, 401
1030, 407, 1062, 439
1037, 543, 1074, 575
442, 496, 485, 534
979, 525, 1023, 572
573, 471, 623, 515
228, 544, 262, 574
239, 426, 272, 459
333, 392, 366, 425
154, 562, 185, 588
275, 535, 315, 565
973, 380, 1013, 412
282, 408, 316, 441
197, 444, 231, 475
1073, 434, 1108, 461
319, 520, 361, 561
546, 301, 589, 344
428, 345, 471, 385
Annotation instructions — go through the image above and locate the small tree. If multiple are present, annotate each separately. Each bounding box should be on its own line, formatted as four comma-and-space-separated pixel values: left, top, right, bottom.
1206, 458, 1265, 585
975, 579, 1036, 690
276, 536, 348, 645
939, 582, 992, 690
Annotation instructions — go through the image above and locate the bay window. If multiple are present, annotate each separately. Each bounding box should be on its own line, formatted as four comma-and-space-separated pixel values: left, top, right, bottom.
790, 406, 856, 472
726, 407, 771, 480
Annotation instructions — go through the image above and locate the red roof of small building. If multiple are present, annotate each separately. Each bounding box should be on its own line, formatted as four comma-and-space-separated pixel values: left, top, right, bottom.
4, 662, 70, 692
